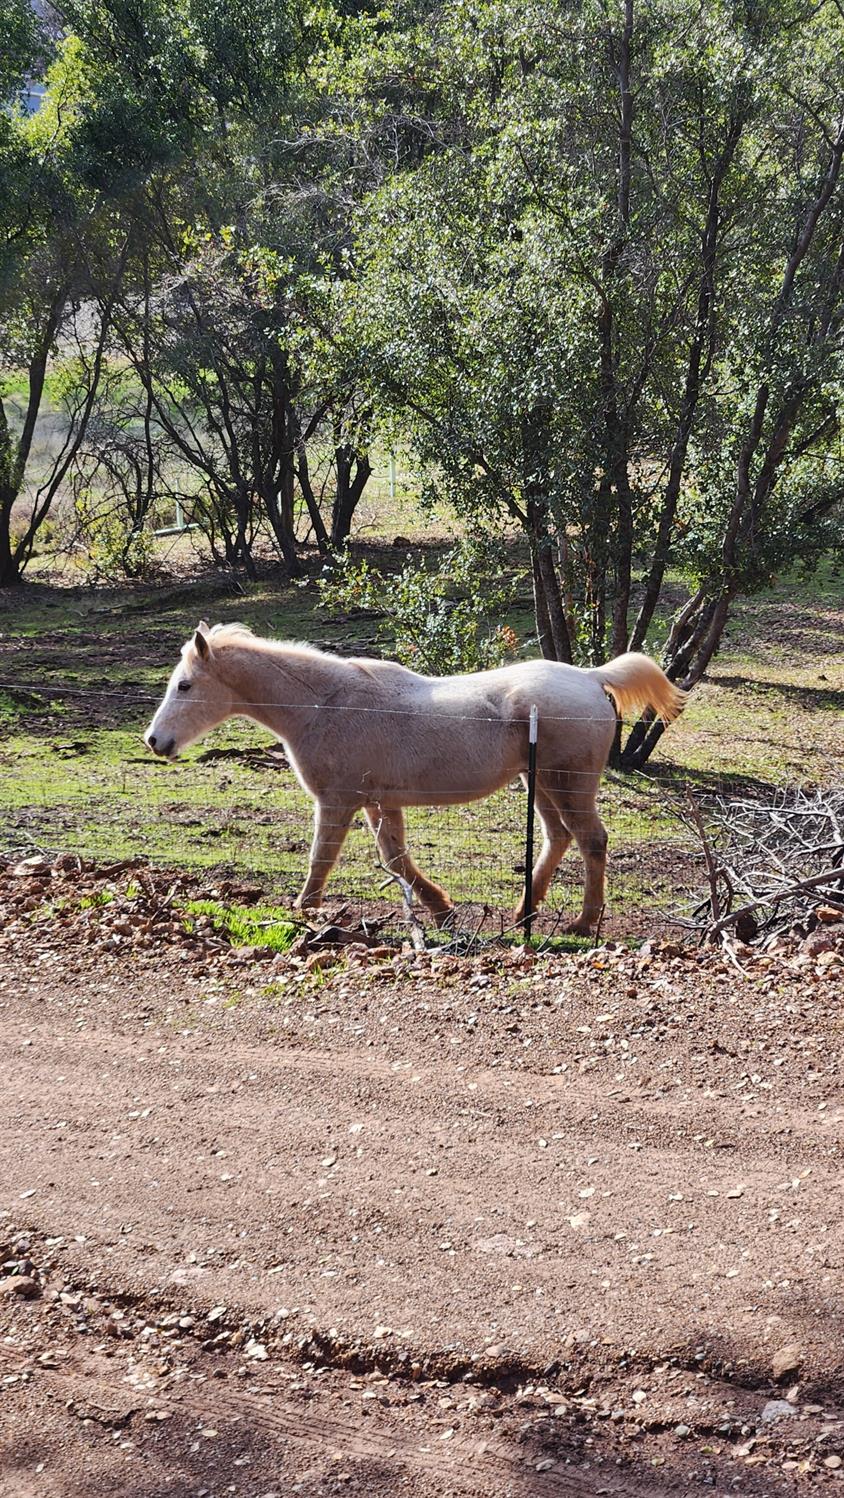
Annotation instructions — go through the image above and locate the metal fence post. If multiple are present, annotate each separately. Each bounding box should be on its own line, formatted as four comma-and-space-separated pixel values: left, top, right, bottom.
523, 704, 538, 941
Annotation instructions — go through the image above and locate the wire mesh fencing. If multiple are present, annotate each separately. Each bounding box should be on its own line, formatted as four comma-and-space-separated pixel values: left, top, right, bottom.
1, 688, 708, 946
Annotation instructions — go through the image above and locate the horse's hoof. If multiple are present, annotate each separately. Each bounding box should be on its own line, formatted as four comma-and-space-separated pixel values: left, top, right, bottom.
433, 906, 455, 930
294, 895, 321, 913
564, 920, 594, 936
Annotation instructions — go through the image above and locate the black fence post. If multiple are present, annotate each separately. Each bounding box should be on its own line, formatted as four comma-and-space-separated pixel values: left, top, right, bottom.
523, 704, 538, 941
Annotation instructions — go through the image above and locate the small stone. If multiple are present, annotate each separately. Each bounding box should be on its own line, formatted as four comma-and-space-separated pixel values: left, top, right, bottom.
760, 1400, 796, 1426
12, 857, 50, 879
305, 950, 336, 972
674, 1423, 691, 1438
0, 1275, 39, 1300
772, 1344, 802, 1382
244, 1339, 268, 1360
824, 1456, 842, 1470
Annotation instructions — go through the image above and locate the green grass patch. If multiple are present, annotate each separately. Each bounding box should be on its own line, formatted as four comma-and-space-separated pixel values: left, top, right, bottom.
78, 889, 114, 910
182, 898, 298, 953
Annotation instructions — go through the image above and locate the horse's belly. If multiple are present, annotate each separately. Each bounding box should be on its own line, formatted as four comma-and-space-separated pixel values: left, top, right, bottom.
373, 742, 522, 808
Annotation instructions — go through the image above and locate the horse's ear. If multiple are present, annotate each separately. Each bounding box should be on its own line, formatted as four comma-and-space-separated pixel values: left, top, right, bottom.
198, 619, 210, 633
194, 628, 210, 661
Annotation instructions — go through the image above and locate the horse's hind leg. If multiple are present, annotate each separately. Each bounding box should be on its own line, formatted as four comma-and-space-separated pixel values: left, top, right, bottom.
365, 807, 454, 927
512, 785, 572, 922
294, 798, 355, 913
547, 777, 608, 934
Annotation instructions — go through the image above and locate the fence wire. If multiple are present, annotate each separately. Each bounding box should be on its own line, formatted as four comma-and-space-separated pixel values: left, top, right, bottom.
0, 679, 712, 944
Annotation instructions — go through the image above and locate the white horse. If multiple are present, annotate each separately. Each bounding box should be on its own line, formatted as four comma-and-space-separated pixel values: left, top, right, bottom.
144, 623, 686, 932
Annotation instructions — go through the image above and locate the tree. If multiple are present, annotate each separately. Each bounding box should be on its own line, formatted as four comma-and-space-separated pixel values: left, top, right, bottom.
339, 0, 844, 761
0, 29, 133, 587
55, 0, 374, 575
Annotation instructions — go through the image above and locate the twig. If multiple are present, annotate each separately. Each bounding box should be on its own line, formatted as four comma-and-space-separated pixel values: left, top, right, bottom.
685, 788, 724, 925
375, 855, 427, 952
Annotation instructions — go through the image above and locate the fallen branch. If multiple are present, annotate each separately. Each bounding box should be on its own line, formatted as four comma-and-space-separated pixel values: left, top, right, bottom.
708, 864, 844, 936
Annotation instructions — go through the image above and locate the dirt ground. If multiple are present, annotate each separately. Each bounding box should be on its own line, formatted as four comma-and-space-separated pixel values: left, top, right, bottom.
2, 859, 844, 1497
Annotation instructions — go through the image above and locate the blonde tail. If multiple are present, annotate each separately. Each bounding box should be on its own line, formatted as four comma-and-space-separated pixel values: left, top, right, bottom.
590, 652, 687, 725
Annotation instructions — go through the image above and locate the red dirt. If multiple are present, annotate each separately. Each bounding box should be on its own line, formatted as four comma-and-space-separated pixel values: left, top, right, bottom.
2, 862, 844, 1496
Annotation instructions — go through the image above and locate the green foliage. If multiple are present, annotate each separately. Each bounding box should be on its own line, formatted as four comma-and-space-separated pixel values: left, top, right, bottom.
182, 899, 298, 952
338, 0, 844, 678
320, 538, 519, 674
0, 0, 45, 104
70, 489, 158, 582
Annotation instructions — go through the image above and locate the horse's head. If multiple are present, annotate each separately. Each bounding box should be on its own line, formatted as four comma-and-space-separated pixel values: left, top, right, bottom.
144, 622, 235, 759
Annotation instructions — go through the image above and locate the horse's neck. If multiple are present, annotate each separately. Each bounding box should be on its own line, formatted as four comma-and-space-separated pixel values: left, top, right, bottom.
224, 643, 343, 737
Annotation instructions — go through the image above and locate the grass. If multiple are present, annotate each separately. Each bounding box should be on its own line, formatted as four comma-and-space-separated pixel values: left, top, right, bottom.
0, 554, 840, 932
182, 899, 298, 953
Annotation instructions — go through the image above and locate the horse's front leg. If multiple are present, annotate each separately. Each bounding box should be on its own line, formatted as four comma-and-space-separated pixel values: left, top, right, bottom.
364, 807, 454, 927
294, 799, 355, 914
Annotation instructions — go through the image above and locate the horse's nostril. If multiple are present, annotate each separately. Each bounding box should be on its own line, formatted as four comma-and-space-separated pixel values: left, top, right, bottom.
148, 733, 157, 749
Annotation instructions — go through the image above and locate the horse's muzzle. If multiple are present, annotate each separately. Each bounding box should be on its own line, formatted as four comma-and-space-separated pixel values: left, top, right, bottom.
145, 731, 176, 759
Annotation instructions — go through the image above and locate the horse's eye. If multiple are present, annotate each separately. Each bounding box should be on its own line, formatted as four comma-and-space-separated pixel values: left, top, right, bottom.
177, 681, 192, 694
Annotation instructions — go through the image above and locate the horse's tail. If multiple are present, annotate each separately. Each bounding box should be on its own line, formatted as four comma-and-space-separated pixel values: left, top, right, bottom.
590, 652, 687, 725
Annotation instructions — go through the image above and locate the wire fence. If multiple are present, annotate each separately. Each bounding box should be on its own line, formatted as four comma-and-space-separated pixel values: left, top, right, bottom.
2, 674, 826, 947
0, 681, 706, 946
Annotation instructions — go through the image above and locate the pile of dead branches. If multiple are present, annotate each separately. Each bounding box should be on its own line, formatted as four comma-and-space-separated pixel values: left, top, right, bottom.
681, 784, 844, 942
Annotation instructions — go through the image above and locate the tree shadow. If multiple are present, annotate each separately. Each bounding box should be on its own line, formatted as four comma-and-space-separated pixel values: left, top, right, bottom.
709, 672, 843, 712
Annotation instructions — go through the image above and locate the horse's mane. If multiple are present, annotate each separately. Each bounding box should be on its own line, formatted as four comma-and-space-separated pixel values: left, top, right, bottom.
203, 623, 330, 662
207, 623, 256, 644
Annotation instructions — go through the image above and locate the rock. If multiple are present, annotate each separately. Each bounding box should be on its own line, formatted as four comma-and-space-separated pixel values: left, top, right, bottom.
674, 1423, 691, 1438
0, 1275, 40, 1300
734, 911, 759, 944
772, 1343, 802, 1381
760, 1399, 796, 1425
802, 931, 835, 957
815, 905, 843, 925
824, 1455, 842, 1470
305, 950, 336, 972
12, 857, 50, 879
244, 1339, 269, 1360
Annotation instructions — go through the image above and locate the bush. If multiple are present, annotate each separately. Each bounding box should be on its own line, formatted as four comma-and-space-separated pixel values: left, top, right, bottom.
70, 490, 157, 582
320, 538, 518, 674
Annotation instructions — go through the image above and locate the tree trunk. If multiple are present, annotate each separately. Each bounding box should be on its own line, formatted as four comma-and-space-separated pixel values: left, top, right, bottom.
628, 116, 743, 652
530, 547, 556, 660
527, 503, 573, 663
290, 404, 330, 555
620, 588, 731, 768
0, 500, 21, 587
331, 444, 372, 548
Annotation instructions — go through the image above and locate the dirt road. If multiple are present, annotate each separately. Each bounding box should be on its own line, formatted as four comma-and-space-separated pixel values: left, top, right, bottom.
2, 872, 843, 1495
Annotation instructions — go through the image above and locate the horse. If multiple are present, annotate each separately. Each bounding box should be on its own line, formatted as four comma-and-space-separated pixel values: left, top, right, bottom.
144, 622, 686, 932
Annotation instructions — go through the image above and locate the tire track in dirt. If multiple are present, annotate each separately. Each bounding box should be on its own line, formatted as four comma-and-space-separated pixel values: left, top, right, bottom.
0, 1350, 721, 1497
5, 1002, 844, 1389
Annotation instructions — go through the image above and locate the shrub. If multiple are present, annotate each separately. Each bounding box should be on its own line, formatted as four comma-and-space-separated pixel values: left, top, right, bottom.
320, 538, 518, 674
